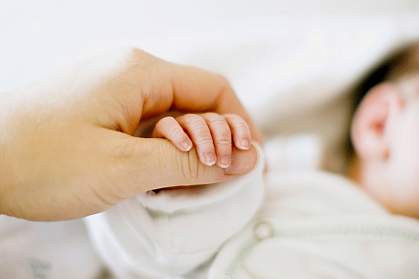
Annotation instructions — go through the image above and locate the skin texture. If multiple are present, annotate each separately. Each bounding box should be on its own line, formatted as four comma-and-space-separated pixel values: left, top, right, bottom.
152, 113, 252, 168
0, 48, 260, 221
351, 75, 419, 218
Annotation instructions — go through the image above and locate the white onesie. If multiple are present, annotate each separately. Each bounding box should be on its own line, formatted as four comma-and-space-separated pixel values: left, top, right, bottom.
85, 144, 419, 279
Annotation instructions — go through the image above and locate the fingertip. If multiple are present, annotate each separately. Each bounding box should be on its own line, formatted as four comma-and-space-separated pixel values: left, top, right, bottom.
236, 139, 250, 150
201, 152, 217, 166
217, 155, 231, 169
179, 139, 193, 152
225, 114, 252, 151
224, 146, 257, 175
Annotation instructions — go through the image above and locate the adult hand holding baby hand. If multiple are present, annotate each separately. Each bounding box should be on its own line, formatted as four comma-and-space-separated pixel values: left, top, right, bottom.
0, 48, 260, 221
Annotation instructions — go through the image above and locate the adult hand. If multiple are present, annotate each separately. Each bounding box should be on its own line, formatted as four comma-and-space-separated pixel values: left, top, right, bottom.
0, 48, 261, 220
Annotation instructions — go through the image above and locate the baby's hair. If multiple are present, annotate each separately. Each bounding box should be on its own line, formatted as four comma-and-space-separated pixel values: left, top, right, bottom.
352, 41, 419, 112
347, 41, 419, 156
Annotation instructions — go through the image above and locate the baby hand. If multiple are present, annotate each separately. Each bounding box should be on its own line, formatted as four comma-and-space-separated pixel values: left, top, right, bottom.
152, 113, 252, 168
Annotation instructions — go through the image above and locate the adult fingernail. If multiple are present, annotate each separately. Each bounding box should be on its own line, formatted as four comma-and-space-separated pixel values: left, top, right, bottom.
203, 152, 216, 166
218, 156, 231, 168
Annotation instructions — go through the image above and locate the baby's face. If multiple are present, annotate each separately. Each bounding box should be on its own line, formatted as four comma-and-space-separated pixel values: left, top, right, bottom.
383, 89, 419, 216
353, 75, 419, 217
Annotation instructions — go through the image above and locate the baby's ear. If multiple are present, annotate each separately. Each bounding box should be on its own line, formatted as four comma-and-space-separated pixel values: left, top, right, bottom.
351, 82, 404, 161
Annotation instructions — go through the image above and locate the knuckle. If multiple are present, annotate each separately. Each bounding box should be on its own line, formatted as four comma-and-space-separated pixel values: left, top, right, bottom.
215, 74, 230, 86
183, 115, 212, 137
178, 149, 201, 180
183, 114, 204, 125
156, 117, 186, 140
125, 48, 162, 75
128, 47, 153, 63
215, 137, 232, 146
203, 112, 221, 119
214, 128, 232, 145
215, 125, 231, 137
195, 136, 213, 147
227, 115, 249, 130
194, 128, 211, 140
206, 115, 226, 126
204, 114, 230, 132
210, 73, 233, 97
224, 113, 240, 120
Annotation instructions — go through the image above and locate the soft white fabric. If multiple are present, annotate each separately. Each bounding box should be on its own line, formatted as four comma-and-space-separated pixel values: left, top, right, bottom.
85, 145, 265, 279
210, 171, 419, 279
1, 1, 419, 92
86, 140, 419, 279
264, 134, 325, 171
0, 218, 103, 279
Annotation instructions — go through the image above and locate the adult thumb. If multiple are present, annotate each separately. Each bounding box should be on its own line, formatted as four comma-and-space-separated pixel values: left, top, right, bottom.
109, 135, 258, 196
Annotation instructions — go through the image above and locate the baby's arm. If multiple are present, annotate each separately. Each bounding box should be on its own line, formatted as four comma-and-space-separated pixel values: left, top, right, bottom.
152, 113, 252, 168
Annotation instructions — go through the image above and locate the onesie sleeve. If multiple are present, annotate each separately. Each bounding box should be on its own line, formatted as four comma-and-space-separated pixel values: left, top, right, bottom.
84, 144, 265, 279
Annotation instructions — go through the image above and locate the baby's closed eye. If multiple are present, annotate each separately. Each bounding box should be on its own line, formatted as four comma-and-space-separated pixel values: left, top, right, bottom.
152, 113, 251, 168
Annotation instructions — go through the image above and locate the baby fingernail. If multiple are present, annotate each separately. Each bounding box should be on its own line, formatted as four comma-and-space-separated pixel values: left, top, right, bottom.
218, 156, 231, 168
240, 139, 250, 149
203, 152, 216, 166
181, 141, 192, 151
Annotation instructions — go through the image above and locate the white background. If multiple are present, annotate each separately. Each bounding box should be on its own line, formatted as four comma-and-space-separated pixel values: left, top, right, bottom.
1, 0, 419, 91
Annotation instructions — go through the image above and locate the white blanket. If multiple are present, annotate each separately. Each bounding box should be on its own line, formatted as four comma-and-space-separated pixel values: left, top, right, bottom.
85, 146, 265, 278
85, 144, 419, 279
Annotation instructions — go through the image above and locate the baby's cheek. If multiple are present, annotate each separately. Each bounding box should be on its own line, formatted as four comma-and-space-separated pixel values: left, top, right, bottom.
397, 108, 419, 180
388, 106, 419, 215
